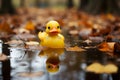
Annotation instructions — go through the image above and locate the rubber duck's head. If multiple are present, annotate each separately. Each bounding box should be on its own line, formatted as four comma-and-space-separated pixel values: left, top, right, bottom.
46, 20, 61, 35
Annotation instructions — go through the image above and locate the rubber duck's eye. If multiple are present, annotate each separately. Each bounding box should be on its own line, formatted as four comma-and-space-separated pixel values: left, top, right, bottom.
57, 26, 60, 29
48, 26, 50, 29
47, 65, 52, 69
57, 65, 59, 68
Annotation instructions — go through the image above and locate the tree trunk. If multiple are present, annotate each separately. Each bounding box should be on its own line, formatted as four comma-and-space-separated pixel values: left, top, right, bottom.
67, 0, 74, 8
78, 0, 89, 11
35, 0, 40, 7
0, 0, 15, 15
20, 0, 25, 7
106, 0, 120, 14
79, 0, 120, 15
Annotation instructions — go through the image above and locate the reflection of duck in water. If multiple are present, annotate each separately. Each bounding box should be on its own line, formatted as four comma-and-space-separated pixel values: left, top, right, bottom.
39, 48, 64, 73
46, 55, 60, 73
38, 20, 64, 48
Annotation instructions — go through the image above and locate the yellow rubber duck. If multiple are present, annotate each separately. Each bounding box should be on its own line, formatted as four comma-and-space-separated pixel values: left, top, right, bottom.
38, 20, 64, 48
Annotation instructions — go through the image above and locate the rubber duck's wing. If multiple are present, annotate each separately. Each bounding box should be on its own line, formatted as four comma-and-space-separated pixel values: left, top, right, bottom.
38, 32, 47, 41
58, 34, 65, 41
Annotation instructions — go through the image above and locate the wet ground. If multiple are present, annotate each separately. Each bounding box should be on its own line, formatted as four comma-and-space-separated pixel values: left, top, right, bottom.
0, 39, 120, 80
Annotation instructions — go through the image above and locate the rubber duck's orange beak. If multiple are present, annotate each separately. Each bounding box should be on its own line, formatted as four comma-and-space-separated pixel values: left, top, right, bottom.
51, 64, 58, 68
49, 28, 59, 34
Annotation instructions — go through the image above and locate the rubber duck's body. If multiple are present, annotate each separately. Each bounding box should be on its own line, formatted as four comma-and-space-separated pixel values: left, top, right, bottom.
38, 20, 64, 48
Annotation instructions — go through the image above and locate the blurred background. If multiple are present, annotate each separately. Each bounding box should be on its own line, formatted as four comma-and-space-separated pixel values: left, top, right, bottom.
0, 0, 120, 15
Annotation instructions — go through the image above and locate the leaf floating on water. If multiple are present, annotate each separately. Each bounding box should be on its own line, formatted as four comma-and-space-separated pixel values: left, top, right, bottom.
98, 42, 114, 52
98, 42, 110, 52
5, 40, 23, 45
66, 46, 85, 52
18, 71, 44, 77
0, 54, 8, 61
86, 62, 118, 74
104, 63, 118, 74
97, 42, 115, 56
86, 62, 104, 74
